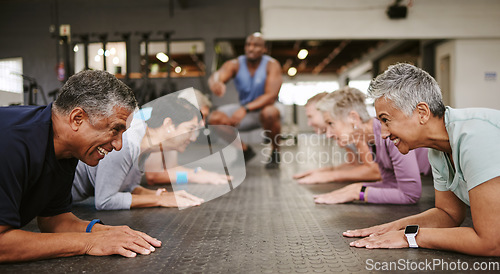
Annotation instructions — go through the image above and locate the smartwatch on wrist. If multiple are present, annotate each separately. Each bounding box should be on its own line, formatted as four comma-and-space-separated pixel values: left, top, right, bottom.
243, 105, 250, 112
359, 186, 367, 201
404, 225, 419, 248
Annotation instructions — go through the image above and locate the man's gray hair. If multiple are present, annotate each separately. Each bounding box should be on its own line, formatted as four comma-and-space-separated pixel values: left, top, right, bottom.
367, 63, 445, 118
53, 70, 137, 124
316, 86, 371, 123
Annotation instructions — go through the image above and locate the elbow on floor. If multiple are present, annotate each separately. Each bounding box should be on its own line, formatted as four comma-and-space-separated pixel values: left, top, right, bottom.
479, 240, 500, 257
0, 250, 24, 263
145, 172, 170, 185
400, 194, 421, 205
95, 200, 115, 211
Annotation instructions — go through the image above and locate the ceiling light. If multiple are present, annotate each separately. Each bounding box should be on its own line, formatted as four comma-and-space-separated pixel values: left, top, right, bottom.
175, 66, 182, 73
287, 67, 297, 77
94, 55, 101, 62
97, 48, 104, 56
297, 49, 308, 60
156, 52, 169, 63
73, 45, 79, 52
113, 57, 119, 65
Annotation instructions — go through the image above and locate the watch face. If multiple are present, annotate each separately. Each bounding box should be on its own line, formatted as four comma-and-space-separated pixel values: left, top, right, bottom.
405, 225, 419, 234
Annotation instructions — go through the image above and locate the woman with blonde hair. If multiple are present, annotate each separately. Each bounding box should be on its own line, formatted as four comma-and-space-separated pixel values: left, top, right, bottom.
313, 86, 430, 204
294, 91, 381, 185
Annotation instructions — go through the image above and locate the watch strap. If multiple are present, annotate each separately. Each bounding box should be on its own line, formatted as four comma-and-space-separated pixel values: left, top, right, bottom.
86, 219, 103, 233
405, 234, 418, 248
359, 186, 367, 201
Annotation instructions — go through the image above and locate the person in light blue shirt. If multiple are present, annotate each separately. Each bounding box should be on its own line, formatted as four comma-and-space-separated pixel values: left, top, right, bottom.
343, 63, 500, 257
429, 107, 500, 206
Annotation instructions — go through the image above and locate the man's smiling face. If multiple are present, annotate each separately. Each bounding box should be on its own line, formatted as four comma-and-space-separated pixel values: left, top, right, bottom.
75, 106, 132, 166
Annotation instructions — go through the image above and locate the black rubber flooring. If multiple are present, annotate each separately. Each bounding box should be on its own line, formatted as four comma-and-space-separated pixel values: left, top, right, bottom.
2, 141, 499, 273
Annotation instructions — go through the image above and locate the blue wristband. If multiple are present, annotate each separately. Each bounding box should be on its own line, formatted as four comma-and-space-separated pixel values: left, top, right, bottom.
176, 171, 188, 184
86, 219, 103, 233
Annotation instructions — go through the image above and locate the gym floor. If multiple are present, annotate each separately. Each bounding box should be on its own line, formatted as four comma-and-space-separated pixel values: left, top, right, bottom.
2, 138, 498, 273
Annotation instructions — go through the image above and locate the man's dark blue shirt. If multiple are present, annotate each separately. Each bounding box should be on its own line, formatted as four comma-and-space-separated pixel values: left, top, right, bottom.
0, 104, 78, 228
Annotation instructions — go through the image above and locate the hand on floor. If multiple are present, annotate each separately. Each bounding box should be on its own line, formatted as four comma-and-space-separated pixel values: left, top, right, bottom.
343, 221, 401, 238
296, 171, 335, 184
313, 183, 363, 204
85, 225, 161, 258
348, 230, 408, 249
159, 190, 204, 208
191, 169, 232, 185
293, 170, 313, 179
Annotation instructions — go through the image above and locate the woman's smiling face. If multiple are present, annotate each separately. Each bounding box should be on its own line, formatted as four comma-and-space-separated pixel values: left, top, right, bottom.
374, 97, 421, 154
322, 111, 355, 148
305, 103, 327, 134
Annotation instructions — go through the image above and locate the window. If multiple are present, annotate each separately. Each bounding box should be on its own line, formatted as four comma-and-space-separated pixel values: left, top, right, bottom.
0, 57, 24, 106
278, 81, 339, 106
348, 80, 373, 104
140, 40, 205, 78
0, 57, 23, 94
74, 42, 127, 75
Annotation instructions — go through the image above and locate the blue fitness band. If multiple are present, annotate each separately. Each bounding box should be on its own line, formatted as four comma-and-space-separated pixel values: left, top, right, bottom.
86, 219, 103, 233
176, 171, 188, 184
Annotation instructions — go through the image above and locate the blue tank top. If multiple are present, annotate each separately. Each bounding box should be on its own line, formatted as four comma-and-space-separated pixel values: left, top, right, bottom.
234, 55, 271, 105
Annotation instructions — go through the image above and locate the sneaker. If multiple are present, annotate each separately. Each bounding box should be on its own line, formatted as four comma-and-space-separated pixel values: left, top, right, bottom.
265, 149, 280, 169
243, 145, 256, 163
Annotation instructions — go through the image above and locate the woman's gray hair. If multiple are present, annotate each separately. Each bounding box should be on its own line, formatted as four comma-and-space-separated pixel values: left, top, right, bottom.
305, 92, 328, 107
53, 70, 137, 124
316, 86, 371, 123
367, 63, 445, 118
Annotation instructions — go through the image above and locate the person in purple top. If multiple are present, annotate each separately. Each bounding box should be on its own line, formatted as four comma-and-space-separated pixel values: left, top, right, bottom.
313, 87, 431, 204
294, 92, 382, 185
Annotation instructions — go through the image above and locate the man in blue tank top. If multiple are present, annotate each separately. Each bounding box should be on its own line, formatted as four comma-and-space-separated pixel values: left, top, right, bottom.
208, 32, 283, 169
